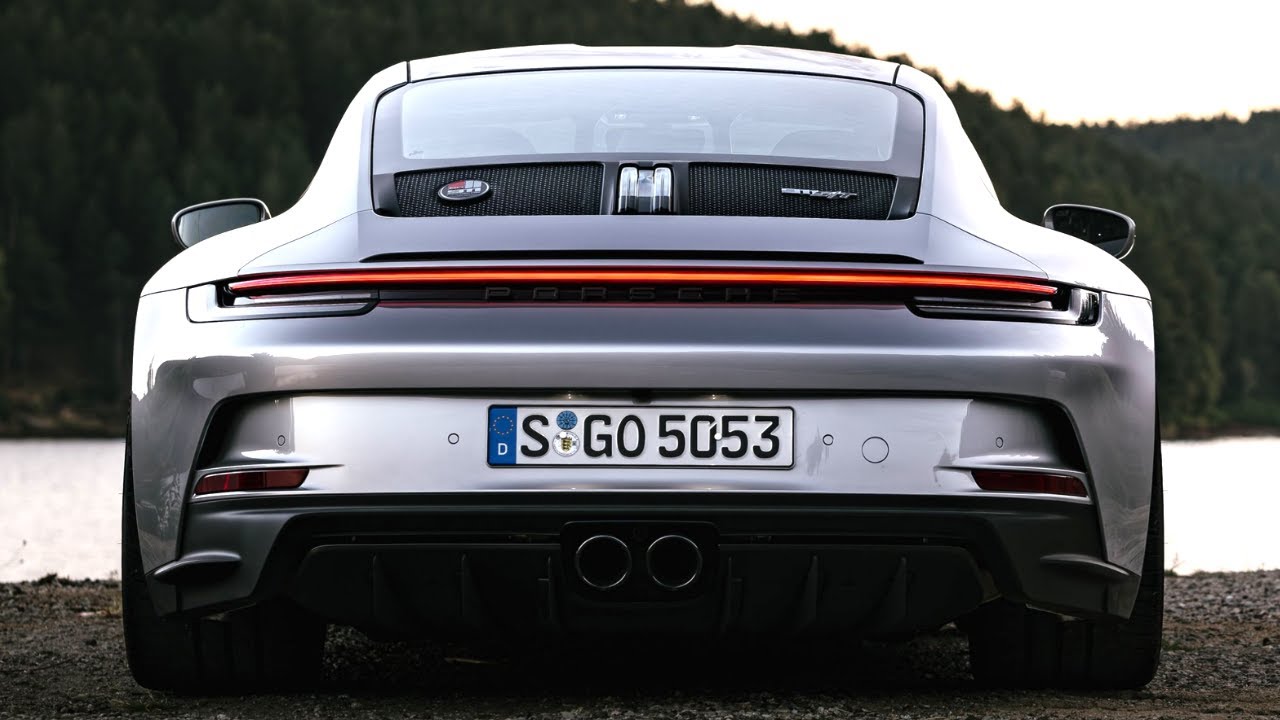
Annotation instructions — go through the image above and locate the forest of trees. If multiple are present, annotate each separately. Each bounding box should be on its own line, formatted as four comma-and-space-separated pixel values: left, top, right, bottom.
0, 0, 1276, 437
1089, 110, 1280, 189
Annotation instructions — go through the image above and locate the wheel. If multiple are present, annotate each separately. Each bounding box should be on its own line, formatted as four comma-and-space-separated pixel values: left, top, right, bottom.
966, 439, 1164, 689
121, 429, 326, 693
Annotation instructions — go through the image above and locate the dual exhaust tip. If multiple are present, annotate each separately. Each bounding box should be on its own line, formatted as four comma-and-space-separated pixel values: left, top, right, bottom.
574, 534, 703, 591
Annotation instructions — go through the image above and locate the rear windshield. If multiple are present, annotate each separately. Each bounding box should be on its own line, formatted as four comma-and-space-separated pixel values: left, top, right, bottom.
388, 69, 912, 165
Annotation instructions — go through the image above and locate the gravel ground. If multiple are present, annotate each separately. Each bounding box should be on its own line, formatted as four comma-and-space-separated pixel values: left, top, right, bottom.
1, 571, 1277, 719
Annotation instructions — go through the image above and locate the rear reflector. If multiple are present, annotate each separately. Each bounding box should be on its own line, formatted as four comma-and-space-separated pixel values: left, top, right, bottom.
193, 468, 309, 496
226, 267, 1060, 297
972, 469, 1088, 498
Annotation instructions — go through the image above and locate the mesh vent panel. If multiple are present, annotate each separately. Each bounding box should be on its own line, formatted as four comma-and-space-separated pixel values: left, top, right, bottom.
687, 164, 896, 219
395, 164, 603, 217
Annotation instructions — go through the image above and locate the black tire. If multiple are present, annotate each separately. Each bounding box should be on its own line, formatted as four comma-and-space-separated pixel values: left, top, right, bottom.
122, 430, 326, 693
966, 439, 1164, 689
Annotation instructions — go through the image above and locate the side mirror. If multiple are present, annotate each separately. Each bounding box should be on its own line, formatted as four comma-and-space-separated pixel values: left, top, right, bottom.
170, 198, 270, 249
1042, 204, 1135, 259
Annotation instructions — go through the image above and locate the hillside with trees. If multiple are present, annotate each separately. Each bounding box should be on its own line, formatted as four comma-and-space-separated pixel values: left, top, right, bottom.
0, 0, 1276, 437
1088, 110, 1280, 189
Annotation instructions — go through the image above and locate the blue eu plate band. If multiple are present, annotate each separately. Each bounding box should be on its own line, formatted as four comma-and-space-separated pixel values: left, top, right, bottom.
488, 406, 518, 465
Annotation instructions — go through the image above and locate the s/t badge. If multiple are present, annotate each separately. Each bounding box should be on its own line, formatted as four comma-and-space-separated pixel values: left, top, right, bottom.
780, 187, 857, 200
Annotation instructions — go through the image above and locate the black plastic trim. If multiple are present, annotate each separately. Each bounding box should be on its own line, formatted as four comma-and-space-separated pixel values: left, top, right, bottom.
152, 550, 241, 585
160, 491, 1130, 628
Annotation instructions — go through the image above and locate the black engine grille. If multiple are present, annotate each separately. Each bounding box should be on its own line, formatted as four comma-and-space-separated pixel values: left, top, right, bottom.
686, 164, 896, 219
395, 164, 603, 217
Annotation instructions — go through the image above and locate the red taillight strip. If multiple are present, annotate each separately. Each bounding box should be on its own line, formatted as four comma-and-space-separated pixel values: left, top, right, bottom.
972, 469, 1088, 498
226, 267, 1059, 297
194, 468, 309, 495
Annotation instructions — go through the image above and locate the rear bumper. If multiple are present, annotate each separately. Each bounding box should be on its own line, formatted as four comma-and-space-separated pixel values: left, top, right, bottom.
148, 493, 1140, 637
131, 290, 1156, 578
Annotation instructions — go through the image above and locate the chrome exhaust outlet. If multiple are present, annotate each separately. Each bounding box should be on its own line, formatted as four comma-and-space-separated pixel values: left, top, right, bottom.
646, 534, 703, 590
574, 534, 632, 590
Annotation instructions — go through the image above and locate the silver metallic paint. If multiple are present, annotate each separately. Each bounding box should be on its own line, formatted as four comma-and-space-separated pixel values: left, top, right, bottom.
244, 212, 1046, 276
131, 46, 1157, 582
190, 395, 1085, 496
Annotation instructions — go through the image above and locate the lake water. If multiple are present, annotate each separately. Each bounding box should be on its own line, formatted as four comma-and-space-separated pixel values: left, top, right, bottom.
0, 437, 1276, 581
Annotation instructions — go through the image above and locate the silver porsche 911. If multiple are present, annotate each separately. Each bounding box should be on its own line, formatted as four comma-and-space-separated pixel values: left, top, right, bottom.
123, 45, 1161, 692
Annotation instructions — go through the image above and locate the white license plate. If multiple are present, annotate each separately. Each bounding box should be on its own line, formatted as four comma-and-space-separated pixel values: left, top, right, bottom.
487, 406, 793, 468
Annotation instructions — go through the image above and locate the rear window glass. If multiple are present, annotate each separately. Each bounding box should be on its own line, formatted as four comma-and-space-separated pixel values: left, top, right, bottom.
394, 69, 904, 164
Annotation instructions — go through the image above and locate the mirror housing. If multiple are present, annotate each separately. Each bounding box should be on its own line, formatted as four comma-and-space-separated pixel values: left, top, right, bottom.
1042, 204, 1135, 259
171, 198, 270, 249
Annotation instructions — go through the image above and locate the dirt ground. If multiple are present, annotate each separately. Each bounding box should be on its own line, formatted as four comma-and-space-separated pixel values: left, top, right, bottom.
1, 571, 1277, 719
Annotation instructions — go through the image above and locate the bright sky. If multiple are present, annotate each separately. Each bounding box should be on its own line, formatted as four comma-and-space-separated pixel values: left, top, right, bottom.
709, 0, 1279, 125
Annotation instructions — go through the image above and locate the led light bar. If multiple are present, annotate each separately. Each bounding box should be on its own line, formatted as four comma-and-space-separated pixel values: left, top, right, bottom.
226, 267, 1061, 297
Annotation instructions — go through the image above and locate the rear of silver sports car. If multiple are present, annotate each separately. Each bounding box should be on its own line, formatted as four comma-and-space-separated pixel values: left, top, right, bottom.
126, 53, 1160, 691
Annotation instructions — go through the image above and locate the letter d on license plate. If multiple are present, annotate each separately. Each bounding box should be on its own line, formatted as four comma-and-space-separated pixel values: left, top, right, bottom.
488, 406, 793, 468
